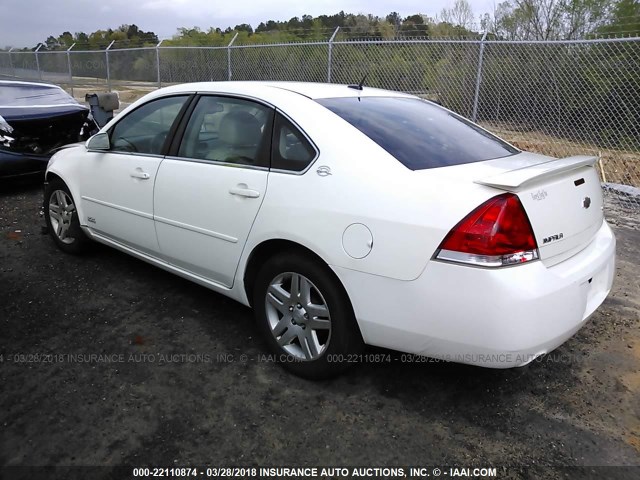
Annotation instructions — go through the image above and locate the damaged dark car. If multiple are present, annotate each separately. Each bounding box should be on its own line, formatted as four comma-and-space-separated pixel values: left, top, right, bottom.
0, 80, 96, 184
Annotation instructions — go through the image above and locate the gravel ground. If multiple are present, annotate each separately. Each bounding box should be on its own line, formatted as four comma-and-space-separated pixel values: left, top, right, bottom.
0, 185, 639, 478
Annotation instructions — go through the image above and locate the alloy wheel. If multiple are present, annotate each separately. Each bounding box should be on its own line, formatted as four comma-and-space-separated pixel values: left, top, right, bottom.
49, 190, 76, 244
265, 272, 332, 361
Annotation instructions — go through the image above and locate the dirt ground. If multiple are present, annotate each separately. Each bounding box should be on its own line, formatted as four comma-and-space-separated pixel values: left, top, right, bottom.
0, 185, 639, 478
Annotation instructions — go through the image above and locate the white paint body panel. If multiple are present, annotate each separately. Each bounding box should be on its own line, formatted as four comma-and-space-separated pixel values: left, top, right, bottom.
153, 159, 268, 287
334, 220, 615, 367
55, 148, 163, 256
342, 223, 373, 259
45, 81, 616, 369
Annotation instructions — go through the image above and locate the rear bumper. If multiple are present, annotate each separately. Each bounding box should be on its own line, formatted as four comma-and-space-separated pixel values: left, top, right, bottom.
333, 221, 616, 368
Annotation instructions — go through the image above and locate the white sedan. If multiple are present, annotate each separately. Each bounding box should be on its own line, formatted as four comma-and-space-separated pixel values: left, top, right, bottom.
44, 82, 616, 378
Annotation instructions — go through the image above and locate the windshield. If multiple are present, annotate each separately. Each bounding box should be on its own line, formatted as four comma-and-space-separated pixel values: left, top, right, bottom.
316, 96, 518, 170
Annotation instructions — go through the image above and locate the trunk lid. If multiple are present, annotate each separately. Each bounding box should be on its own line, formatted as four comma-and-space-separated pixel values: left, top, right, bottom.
474, 155, 604, 266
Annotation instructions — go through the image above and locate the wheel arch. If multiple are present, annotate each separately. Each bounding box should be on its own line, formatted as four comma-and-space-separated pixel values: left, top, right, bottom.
242, 239, 353, 314
246, 238, 366, 377
44, 170, 85, 224
44, 171, 64, 184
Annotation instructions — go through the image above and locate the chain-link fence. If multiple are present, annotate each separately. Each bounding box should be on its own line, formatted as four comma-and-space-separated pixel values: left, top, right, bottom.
69, 50, 109, 88
232, 43, 329, 82
331, 40, 482, 118
159, 47, 226, 83
478, 39, 639, 206
1, 36, 638, 207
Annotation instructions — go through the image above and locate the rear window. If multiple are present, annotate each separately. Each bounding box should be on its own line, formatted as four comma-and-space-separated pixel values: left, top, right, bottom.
316, 97, 518, 170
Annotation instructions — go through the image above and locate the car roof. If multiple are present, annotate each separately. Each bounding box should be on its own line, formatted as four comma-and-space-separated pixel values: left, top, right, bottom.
259, 82, 415, 99
156, 81, 415, 100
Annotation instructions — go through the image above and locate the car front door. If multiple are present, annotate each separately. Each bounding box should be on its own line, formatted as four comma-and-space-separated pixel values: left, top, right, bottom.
153, 95, 274, 288
79, 95, 190, 256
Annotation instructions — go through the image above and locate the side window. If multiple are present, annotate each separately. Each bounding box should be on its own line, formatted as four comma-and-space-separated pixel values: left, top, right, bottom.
271, 113, 316, 172
109, 95, 188, 155
177, 96, 273, 167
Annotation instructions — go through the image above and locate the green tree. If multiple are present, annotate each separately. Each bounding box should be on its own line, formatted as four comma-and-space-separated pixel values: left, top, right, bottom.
440, 0, 475, 30
598, 0, 640, 36
494, 0, 611, 40
401, 14, 429, 37
233, 24, 254, 35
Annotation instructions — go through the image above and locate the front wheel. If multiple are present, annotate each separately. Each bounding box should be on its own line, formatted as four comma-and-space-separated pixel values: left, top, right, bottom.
253, 252, 363, 379
44, 179, 90, 254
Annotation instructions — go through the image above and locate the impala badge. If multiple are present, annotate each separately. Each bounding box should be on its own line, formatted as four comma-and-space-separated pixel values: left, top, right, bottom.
583, 196, 591, 209
543, 233, 564, 244
316, 166, 332, 177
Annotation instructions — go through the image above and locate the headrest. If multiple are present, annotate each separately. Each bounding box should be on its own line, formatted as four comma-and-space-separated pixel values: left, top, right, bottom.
219, 110, 261, 147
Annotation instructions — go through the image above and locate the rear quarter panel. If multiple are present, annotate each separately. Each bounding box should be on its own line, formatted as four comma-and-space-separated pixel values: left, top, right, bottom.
240, 93, 500, 282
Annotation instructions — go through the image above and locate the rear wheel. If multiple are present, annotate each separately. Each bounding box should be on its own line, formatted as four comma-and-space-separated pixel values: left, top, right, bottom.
44, 179, 90, 254
253, 252, 363, 379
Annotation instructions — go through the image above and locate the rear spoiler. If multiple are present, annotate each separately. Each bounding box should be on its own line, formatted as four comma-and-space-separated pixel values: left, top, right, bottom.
475, 155, 598, 191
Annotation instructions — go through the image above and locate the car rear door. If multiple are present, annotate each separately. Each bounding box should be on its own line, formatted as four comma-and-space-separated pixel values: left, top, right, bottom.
80, 95, 191, 256
153, 95, 274, 287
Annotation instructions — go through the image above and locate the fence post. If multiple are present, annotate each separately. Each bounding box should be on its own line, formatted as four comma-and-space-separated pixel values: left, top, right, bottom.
156, 39, 163, 88
471, 32, 487, 122
327, 27, 340, 83
66, 43, 75, 95
8, 47, 14, 78
105, 40, 115, 91
227, 32, 238, 80
34, 43, 43, 80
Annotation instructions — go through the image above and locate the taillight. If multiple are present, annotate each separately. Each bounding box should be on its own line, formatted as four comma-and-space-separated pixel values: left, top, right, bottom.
435, 193, 539, 267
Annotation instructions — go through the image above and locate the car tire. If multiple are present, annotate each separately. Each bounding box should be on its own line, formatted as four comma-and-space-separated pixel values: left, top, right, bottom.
253, 252, 363, 379
44, 179, 90, 254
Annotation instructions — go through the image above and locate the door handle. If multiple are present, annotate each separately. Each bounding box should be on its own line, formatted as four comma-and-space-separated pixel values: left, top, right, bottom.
130, 170, 150, 180
229, 186, 260, 198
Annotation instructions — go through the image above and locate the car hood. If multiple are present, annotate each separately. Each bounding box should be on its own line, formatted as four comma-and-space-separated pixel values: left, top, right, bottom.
0, 81, 88, 122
